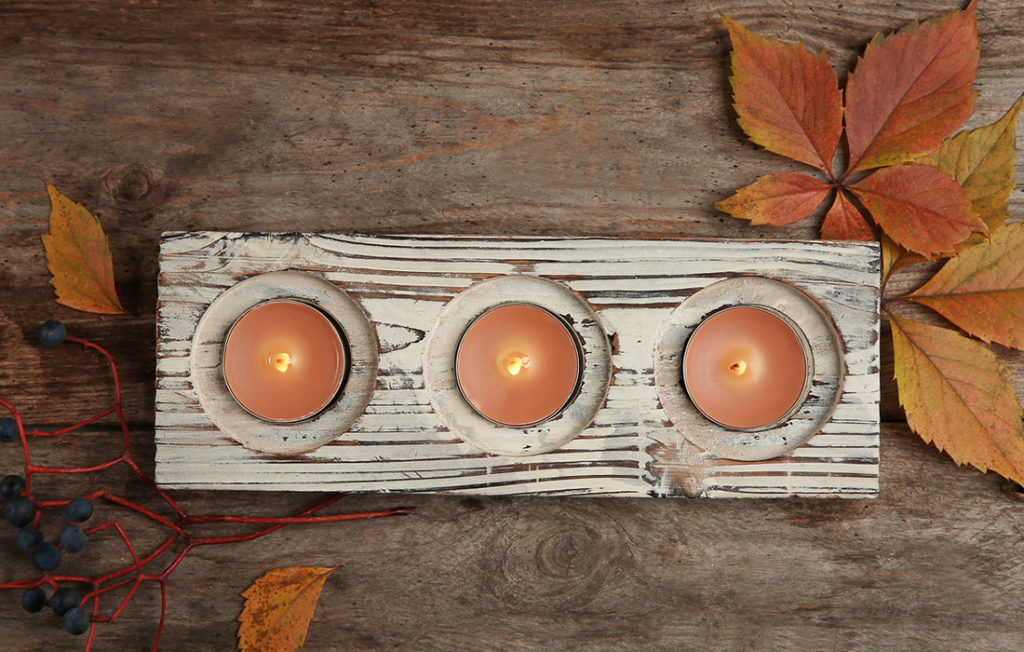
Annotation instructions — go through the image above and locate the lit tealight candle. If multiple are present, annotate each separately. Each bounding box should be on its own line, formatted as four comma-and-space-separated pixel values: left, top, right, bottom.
222, 299, 347, 422
456, 304, 581, 427
682, 306, 808, 430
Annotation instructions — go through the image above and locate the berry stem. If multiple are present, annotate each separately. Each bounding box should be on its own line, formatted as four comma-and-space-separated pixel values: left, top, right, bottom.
0, 328, 414, 649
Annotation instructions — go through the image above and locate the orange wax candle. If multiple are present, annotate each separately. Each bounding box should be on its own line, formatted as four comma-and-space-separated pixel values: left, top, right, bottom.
222, 300, 347, 422
682, 306, 807, 430
456, 304, 581, 427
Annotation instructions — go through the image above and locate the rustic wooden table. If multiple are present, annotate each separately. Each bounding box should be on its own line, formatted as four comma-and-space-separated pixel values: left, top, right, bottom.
2, 1, 1023, 649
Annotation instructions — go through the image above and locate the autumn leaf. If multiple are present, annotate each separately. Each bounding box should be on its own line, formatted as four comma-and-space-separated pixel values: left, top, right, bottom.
915, 94, 1023, 233
722, 14, 843, 174
714, 172, 830, 226
847, 163, 982, 257
907, 222, 1024, 350
40, 183, 126, 315
845, 0, 979, 173
237, 566, 338, 652
891, 316, 1024, 482
821, 190, 874, 240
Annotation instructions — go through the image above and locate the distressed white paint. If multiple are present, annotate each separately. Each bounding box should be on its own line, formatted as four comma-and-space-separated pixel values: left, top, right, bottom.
155, 233, 880, 498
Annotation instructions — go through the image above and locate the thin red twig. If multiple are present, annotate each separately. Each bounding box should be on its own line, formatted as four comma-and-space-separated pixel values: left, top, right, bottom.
0, 329, 414, 649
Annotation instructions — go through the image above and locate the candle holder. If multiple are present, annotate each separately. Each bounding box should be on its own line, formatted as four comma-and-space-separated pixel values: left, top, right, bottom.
156, 233, 879, 498
423, 275, 612, 456
188, 270, 377, 455
655, 277, 842, 461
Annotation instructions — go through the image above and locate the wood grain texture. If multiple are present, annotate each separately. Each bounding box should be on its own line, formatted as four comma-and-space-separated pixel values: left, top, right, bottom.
1, 0, 1023, 648
2, 425, 1024, 650
155, 233, 879, 498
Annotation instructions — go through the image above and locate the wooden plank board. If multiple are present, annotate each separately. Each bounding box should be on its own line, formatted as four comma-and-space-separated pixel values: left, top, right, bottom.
155, 233, 880, 497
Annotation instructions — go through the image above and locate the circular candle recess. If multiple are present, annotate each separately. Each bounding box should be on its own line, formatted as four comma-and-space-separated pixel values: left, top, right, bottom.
424, 274, 611, 457
654, 276, 842, 462
456, 304, 581, 427
223, 299, 348, 422
682, 306, 808, 430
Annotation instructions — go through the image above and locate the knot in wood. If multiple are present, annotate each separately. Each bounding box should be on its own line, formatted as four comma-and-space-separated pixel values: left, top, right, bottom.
103, 163, 162, 210
486, 518, 625, 612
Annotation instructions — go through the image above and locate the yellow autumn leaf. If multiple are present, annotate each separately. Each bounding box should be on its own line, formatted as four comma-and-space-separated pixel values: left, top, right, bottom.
916, 94, 1023, 233
40, 183, 126, 314
237, 566, 338, 652
909, 222, 1024, 350
891, 316, 1024, 482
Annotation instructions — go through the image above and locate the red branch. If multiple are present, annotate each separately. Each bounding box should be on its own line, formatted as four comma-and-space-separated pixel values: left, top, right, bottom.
0, 330, 414, 650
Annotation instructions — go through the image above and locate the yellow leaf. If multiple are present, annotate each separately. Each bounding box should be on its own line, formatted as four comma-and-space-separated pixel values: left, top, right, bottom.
891, 316, 1024, 482
915, 95, 1023, 233
237, 566, 338, 652
909, 222, 1024, 350
40, 183, 126, 314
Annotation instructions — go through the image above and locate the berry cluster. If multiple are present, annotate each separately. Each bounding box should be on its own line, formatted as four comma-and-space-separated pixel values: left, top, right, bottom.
3, 470, 96, 635
0, 320, 414, 650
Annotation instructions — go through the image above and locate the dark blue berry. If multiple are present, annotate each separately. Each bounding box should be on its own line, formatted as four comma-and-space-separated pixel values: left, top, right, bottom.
63, 606, 89, 635
39, 319, 66, 347
0, 417, 16, 442
66, 498, 93, 523
16, 526, 43, 552
51, 587, 80, 616
59, 525, 87, 553
20, 587, 46, 613
32, 542, 61, 571
6, 496, 34, 527
1, 474, 26, 500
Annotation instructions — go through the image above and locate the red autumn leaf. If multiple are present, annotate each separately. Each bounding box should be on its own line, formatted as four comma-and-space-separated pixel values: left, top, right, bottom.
722, 14, 843, 174
847, 163, 983, 257
820, 190, 874, 240
845, 0, 978, 173
714, 172, 831, 226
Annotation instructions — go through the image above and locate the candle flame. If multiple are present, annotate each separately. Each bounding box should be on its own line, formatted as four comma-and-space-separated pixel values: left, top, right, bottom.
270, 352, 292, 373
505, 355, 530, 376
729, 360, 747, 376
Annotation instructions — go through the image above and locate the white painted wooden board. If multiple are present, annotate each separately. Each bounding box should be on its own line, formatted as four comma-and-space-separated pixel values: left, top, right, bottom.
155, 233, 880, 498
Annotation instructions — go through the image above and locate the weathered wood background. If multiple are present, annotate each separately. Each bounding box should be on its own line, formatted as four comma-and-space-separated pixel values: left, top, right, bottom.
1, 0, 1022, 648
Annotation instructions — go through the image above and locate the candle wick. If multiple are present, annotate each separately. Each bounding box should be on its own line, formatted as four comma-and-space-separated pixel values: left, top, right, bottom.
270, 353, 293, 373
505, 355, 530, 376
729, 360, 747, 376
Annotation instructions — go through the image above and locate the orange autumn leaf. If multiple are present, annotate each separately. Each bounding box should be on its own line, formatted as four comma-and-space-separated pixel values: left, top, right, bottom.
237, 566, 338, 652
847, 163, 982, 257
40, 183, 126, 315
821, 190, 874, 241
722, 14, 842, 174
908, 222, 1024, 350
880, 96, 1023, 269
714, 172, 830, 226
845, 0, 979, 173
891, 316, 1024, 482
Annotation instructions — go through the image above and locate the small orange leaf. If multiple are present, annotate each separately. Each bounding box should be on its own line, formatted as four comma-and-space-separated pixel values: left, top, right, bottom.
845, 1, 978, 173
891, 316, 1024, 482
915, 94, 1023, 234
40, 183, 126, 315
237, 566, 338, 652
908, 222, 1024, 350
847, 163, 983, 257
714, 172, 830, 226
820, 190, 874, 240
722, 14, 843, 173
